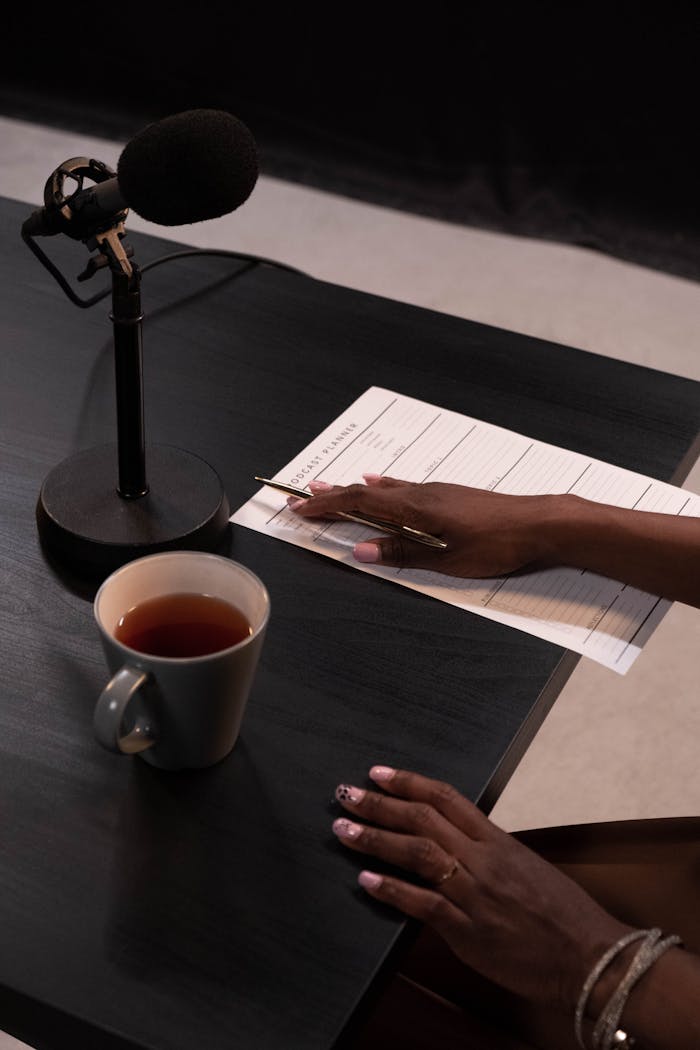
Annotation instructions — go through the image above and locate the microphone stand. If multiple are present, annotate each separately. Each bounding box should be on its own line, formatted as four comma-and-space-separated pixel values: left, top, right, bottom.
101, 228, 148, 498
34, 212, 231, 581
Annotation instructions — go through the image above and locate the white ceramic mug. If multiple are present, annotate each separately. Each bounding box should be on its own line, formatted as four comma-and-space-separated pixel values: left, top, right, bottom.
93, 552, 270, 770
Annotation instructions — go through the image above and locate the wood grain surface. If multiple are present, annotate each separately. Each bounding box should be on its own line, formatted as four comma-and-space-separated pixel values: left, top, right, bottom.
1, 197, 698, 1050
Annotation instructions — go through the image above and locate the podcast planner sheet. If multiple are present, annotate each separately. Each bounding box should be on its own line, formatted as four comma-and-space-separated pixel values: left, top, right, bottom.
232, 387, 700, 672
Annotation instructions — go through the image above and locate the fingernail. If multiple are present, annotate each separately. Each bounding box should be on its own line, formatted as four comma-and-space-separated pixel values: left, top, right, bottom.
354, 542, 380, 563
369, 765, 396, 782
362, 473, 382, 482
358, 870, 383, 891
335, 784, 366, 804
308, 480, 333, 493
333, 818, 364, 840
287, 497, 305, 510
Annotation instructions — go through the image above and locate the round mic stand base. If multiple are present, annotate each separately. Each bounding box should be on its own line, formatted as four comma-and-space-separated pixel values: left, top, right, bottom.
36, 444, 231, 581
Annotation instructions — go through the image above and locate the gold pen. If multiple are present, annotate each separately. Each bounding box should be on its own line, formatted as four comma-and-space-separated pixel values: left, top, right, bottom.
254, 477, 448, 550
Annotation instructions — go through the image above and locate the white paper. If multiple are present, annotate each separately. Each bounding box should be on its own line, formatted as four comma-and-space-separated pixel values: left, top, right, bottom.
231, 387, 700, 672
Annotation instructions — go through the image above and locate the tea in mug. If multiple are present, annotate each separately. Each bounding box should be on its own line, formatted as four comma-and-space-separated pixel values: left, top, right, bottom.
115, 592, 252, 658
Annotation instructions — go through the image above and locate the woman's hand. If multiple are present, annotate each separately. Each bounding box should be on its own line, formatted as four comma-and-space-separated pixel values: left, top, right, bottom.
292, 475, 700, 606
332, 766, 631, 1012
289, 475, 563, 577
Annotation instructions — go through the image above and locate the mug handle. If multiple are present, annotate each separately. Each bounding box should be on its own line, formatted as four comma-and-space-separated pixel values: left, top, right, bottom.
94, 666, 157, 755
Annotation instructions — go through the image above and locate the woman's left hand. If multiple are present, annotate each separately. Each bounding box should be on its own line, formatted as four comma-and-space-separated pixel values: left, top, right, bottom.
332, 766, 631, 1013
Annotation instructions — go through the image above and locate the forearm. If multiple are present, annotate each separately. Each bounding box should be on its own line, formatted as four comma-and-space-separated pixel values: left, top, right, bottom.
541, 495, 700, 608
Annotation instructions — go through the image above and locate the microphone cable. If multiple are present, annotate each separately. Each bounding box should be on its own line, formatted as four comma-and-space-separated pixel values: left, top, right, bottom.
21, 227, 308, 310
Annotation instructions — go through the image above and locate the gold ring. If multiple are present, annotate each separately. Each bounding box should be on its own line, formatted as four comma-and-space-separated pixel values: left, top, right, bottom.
435, 858, 460, 885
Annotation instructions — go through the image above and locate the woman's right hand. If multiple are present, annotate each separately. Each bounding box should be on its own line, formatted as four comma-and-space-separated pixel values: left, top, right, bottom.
290, 473, 700, 607
289, 474, 565, 577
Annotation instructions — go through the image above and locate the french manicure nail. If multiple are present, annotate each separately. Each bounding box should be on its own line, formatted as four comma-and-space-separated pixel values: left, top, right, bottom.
362, 473, 382, 482
333, 818, 364, 840
308, 480, 333, 492
354, 542, 380, 563
358, 870, 383, 891
369, 765, 396, 782
335, 784, 366, 804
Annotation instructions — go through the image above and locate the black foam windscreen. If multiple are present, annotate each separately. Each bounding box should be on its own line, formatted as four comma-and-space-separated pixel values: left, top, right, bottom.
117, 109, 259, 226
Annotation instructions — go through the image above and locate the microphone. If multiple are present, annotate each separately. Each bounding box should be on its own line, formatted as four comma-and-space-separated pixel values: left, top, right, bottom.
23, 108, 259, 239
30, 109, 260, 582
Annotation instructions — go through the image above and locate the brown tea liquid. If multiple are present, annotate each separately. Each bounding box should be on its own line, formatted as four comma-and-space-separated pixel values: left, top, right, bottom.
115, 592, 252, 658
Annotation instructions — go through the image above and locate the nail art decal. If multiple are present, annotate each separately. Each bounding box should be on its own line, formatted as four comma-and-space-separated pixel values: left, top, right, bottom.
335, 784, 365, 804
333, 818, 363, 840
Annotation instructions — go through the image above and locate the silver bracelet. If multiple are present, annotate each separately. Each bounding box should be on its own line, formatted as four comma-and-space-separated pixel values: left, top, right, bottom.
593, 931, 683, 1049
574, 929, 653, 1048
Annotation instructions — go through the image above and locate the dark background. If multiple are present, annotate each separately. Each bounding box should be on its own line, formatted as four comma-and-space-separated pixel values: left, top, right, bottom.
2, 5, 698, 281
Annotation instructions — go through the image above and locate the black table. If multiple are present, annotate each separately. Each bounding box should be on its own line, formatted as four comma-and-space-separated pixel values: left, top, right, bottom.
1, 195, 698, 1050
